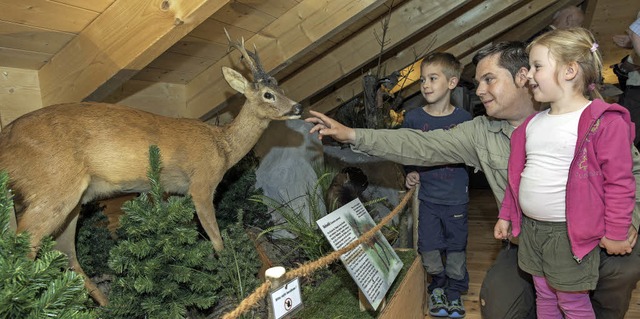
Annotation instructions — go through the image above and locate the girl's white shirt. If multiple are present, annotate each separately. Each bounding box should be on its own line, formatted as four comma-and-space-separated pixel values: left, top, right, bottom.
519, 102, 591, 222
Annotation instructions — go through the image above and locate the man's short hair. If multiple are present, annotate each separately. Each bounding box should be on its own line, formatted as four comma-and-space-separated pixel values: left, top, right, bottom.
472, 41, 529, 80
421, 52, 462, 80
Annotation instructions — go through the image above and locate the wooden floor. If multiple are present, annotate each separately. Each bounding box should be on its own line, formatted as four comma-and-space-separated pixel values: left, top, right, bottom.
444, 188, 640, 319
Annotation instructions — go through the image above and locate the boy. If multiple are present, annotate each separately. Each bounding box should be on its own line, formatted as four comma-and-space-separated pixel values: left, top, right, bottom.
402, 52, 472, 318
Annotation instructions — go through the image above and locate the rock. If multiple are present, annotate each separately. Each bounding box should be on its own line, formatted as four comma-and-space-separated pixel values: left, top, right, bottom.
254, 120, 325, 233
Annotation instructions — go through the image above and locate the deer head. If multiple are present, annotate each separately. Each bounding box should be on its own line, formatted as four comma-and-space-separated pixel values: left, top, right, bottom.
223, 29, 302, 121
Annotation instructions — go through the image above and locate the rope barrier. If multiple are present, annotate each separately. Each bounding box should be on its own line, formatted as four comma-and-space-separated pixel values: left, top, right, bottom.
221, 188, 415, 319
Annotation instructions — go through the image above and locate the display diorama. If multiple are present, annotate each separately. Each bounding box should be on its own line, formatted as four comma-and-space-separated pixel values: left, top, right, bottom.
0, 33, 419, 319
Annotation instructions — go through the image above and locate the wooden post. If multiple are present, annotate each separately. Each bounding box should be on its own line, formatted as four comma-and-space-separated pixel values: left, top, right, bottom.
412, 183, 420, 250
266, 266, 286, 319
396, 190, 410, 248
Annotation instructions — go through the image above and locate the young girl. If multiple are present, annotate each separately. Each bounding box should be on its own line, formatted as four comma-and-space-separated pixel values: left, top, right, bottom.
494, 27, 636, 318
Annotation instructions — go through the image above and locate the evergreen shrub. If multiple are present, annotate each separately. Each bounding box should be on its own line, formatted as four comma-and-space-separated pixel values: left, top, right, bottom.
0, 171, 94, 319
104, 146, 222, 319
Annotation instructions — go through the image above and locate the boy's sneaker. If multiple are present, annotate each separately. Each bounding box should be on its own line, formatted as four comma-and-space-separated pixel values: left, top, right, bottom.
428, 288, 449, 317
448, 298, 466, 318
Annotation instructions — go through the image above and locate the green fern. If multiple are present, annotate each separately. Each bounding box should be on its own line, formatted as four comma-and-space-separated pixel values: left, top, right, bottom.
252, 171, 334, 262
215, 210, 261, 312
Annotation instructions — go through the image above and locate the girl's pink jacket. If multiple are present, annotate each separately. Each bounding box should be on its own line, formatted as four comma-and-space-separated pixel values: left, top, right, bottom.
499, 99, 636, 260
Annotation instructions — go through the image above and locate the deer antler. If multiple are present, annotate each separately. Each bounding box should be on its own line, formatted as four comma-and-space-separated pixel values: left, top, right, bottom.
224, 28, 274, 85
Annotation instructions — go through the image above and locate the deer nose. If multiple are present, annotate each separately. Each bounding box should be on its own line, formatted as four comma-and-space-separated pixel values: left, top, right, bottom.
292, 103, 303, 115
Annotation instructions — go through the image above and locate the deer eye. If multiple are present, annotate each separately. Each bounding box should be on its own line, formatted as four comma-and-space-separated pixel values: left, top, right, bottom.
263, 92, 274, 100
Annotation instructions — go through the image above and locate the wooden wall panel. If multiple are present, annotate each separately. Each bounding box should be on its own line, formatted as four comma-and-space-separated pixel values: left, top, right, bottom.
280, 0, 468, 105
237, 0, 300, 17
0, 67, 42, 128
170, 36, 229, 61
187, 0, 387, 119
132, 67, 198, 84
103, 80, 187, 117
0, 0, 99, 34
0, 47, 50, 70
309, 0, 531, 113
495, 0, 582, 43
50, 0, 116, 13
213, 2, 276, 33
0, 21, 74, 55
187, 18, 255, 46
38, 0, 230, 106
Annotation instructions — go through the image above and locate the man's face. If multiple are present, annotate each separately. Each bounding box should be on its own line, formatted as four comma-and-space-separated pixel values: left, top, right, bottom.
474, 54, 532, 124
420, 63, 456, 105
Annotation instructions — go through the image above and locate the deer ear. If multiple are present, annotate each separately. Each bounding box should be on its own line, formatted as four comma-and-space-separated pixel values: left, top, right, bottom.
222, 67, 248, 94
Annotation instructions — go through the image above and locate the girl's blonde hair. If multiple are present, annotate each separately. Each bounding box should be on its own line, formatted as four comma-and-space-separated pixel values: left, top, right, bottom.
528, 27, 603, 100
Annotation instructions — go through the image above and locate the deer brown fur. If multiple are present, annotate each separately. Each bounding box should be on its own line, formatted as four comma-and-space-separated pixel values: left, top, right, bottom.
0, 35, 301, 306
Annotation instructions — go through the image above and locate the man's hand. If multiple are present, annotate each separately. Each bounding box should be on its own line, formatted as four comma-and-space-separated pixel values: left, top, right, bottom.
405, 171, 420, 189
599, 236, 633, 255
494, 219, 511, 240
305, 110, 357, 144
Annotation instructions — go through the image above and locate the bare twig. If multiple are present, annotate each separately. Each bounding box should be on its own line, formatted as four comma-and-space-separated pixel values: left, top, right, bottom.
375, 1, 395, 79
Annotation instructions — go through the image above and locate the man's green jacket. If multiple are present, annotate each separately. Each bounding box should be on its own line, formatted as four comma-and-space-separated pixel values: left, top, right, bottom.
353, 115, 640, 230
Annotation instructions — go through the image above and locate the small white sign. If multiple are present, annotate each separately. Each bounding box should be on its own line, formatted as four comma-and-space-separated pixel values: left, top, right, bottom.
270, 278, 303, 319
316, 198, 403, 310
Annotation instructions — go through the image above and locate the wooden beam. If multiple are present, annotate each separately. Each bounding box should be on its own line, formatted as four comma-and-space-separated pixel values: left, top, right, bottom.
38, 0, 230, 106
581, 0, 598, 29
401, 0, 558, 99
310, 0, 527, 114
279, 0, 469, 110
448, 0, 557, 57
187, 0, 388, 119
495, 0, 582, 43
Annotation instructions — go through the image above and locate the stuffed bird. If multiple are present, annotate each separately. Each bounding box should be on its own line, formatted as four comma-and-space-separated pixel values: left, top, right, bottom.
388, 109, 406, 128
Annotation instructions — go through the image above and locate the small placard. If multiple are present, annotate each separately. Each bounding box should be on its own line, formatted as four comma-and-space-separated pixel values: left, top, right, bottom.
270, 278, 303, 319
316, 198, 403, 310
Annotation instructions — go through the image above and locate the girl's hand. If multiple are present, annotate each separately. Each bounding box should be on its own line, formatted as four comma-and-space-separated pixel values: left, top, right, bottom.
599, 236, 633, 255
305, 110, 356, 144
405, 171, 420, 189
494, 219, 512, 240
627, 226, 638, 248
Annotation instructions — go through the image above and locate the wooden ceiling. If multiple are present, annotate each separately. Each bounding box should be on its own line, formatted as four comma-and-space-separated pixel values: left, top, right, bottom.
1, 0, 639, 125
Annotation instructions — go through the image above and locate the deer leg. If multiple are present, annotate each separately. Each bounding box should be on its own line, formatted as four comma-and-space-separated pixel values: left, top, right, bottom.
190, 186, 224, 252
16, 173, 89, 251
55, 209, 109, 306
14, 176, 107, 303
18, 203, 73, 259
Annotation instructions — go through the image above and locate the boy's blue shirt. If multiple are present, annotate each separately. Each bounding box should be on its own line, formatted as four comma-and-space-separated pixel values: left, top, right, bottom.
402, 106, 472, 205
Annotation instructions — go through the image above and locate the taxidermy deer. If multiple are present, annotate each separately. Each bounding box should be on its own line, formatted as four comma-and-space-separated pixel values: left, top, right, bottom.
0, 32, 302, 306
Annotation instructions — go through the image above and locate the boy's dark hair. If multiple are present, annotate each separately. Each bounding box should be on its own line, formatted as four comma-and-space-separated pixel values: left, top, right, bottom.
472, 41, 529, 80
421, 52, 462, 80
